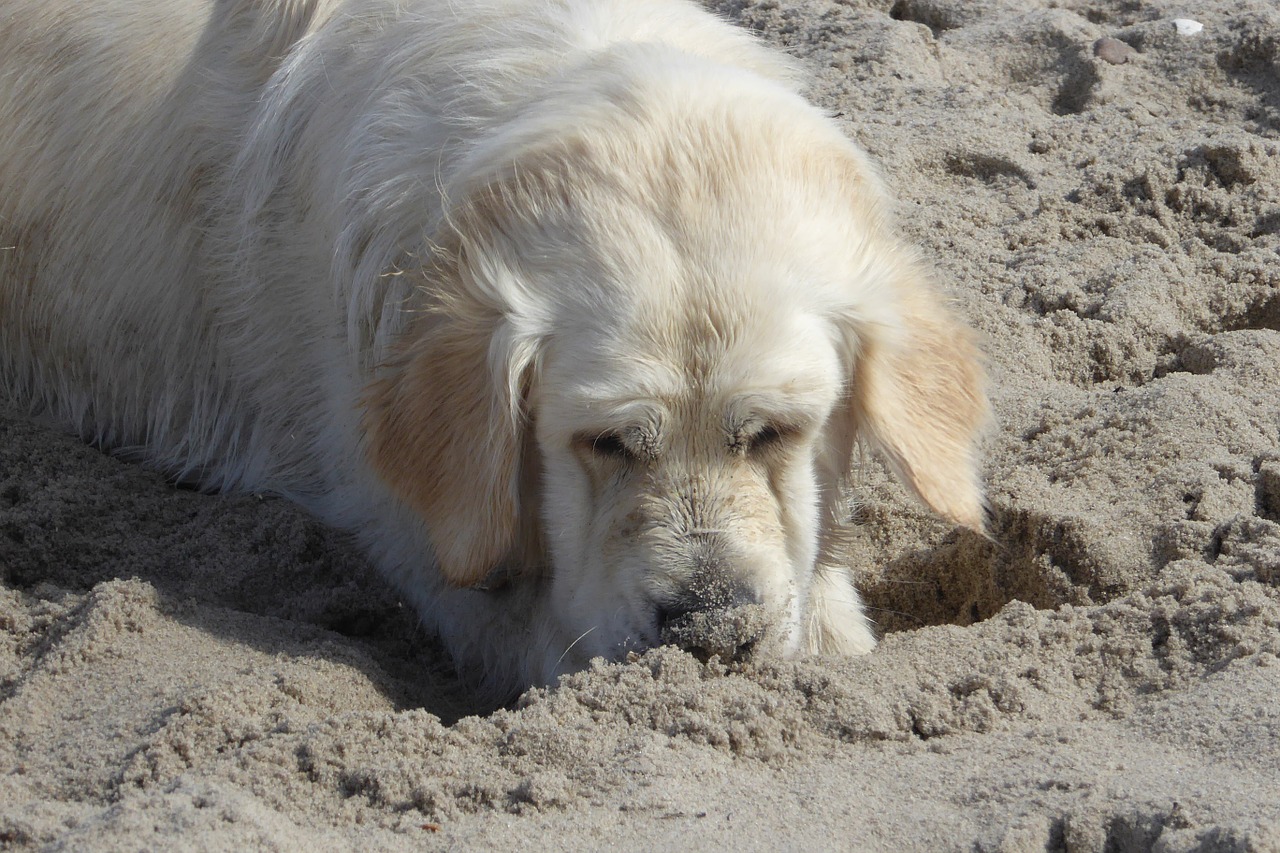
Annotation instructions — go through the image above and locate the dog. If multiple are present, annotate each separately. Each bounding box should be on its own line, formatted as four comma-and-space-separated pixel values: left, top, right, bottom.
0, 0, 988, 700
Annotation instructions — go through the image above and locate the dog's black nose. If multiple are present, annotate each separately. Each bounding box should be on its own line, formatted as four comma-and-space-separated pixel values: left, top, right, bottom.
656, 579, 766, 662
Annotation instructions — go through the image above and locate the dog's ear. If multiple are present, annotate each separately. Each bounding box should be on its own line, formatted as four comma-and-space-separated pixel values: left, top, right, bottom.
834, 259, 990, 532
362, 157, 565, 586
359, 180, 547, 590
363, 302, 531, 586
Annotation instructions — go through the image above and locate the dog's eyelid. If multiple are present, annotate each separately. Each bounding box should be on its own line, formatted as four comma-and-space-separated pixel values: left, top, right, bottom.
729, 420, 799, 455
754, 423, 786, 446
574, 429, 648, 462
593, 431, 631, 458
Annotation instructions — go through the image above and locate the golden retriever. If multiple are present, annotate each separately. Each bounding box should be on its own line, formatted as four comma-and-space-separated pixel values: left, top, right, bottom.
0, 0, 988, 698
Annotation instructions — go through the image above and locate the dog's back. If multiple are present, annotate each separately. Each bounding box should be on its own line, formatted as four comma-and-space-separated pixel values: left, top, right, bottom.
0, 0, 332, 487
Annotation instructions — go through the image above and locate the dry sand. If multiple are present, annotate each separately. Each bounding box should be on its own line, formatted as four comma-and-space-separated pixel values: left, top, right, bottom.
3, 0, 1280, 848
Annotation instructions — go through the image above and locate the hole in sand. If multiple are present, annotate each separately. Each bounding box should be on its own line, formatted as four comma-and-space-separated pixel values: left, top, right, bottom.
942, 152, 1036, 188
857, 506, 1107, 635
1050, 62, 1100, 116
888, 0, 961, 36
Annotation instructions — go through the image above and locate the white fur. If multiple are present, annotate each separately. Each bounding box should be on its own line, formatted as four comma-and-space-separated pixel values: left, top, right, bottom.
0, 0, 989, 700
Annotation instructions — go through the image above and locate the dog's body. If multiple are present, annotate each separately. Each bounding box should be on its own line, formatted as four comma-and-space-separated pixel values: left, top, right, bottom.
0, 0, 988, 698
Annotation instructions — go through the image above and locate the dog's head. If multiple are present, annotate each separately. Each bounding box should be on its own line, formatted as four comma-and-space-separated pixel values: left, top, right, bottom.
364, 55, 988, 684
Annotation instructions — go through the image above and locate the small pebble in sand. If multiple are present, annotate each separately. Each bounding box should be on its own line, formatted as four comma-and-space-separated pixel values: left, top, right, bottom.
1172, 18, 1204, 36
1093, 37, 1135, 65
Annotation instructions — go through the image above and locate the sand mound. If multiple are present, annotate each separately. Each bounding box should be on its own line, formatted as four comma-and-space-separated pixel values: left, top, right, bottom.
3, 0, 1279, 848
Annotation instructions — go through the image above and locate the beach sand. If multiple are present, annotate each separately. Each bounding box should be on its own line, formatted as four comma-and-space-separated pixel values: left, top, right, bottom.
2, 0, 1279, 848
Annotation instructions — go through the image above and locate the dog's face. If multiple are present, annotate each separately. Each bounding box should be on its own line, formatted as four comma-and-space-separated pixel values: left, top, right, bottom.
532, 289, 843, 672
365, 82, 988, 685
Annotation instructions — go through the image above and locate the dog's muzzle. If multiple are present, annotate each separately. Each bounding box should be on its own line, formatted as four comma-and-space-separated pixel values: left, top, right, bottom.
656, 566, 770, 662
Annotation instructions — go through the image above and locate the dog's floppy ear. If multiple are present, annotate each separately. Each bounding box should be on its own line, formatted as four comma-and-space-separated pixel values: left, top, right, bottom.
361, 179, 545, 587
363, 297, 531, 586
837, 259, 990, 532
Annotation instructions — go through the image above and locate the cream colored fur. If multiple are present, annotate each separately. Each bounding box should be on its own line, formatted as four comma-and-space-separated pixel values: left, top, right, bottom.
0, 0, 988, 700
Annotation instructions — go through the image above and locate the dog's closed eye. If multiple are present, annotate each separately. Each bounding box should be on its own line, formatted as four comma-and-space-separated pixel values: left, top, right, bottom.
574, 430, 643, 464
729, 422, 794, 457
748, 423, 785, 453
589, 431, 632, 460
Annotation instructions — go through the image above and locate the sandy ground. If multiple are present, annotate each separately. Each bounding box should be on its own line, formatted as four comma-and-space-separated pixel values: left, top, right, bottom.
3, 0, 1280, 849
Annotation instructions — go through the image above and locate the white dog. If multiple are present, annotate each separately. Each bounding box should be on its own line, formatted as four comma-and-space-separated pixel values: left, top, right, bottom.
0, 0, 988, 699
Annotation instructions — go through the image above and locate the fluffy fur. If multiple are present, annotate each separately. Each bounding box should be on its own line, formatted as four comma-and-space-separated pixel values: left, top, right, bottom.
0, 0, 989, 699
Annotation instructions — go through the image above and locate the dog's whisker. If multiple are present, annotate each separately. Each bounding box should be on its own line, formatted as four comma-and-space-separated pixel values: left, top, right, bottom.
554, 626, 597, 672
861, 605, 924, 624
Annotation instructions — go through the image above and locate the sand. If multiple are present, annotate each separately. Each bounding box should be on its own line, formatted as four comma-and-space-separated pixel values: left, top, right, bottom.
3, 0, 1279, 848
